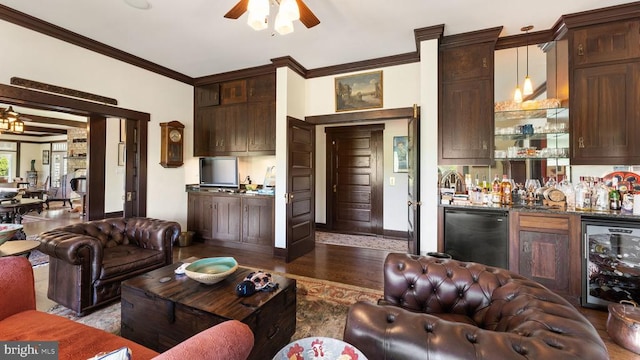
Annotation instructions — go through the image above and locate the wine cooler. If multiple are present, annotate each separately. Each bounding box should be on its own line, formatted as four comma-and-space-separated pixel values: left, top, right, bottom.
582, 218, 640, 308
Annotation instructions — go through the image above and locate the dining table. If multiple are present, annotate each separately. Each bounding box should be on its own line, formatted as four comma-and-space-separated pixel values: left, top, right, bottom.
0, 197, 44, 224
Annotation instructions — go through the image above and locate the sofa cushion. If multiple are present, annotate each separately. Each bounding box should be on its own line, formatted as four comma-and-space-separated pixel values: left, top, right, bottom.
101, 245, 165, 279
0, 310, 159, 360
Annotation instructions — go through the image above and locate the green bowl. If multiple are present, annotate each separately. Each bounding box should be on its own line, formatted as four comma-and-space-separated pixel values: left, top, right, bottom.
0, 224, 23, 246
184, 257, 238, 285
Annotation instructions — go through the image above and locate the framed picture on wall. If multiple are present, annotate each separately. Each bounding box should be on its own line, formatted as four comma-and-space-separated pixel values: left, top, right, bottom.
42, 150, 50, 165
393, 136, 408, 173
335, 70, 383, 112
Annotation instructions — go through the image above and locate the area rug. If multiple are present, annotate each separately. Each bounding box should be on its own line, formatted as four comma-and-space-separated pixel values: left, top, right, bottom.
28, 249, 49, 267
46, 271, 383, 341
316, 231, 408, 252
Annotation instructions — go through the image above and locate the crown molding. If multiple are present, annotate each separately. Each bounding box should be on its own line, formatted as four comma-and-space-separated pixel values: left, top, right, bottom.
0, 4, 193, 85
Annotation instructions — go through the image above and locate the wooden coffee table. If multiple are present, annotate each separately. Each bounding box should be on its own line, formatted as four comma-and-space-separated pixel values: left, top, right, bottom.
121, 258, 296, 360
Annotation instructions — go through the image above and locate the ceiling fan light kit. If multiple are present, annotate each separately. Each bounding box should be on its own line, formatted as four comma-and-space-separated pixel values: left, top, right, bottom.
227, 0, 319, 35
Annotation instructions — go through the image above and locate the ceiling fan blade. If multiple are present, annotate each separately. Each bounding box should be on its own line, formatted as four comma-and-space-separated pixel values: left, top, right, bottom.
224, 0, 249, 19
296, 0, 320, 28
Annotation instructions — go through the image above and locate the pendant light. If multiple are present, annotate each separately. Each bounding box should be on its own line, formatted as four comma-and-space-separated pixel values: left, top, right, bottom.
513, 47, 523, 103
522, 25, 534, 96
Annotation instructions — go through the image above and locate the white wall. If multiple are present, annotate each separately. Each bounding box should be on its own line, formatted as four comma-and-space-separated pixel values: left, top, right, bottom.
419, 39, 440, 255
18, 142, 49, 185
104, 118, 125, 213
0, 20, 193, 227
238, 156, 276, 185
305, 63, 420, 233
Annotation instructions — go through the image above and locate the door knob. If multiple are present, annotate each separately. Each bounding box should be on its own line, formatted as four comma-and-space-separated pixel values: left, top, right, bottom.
333, 184, 337, 193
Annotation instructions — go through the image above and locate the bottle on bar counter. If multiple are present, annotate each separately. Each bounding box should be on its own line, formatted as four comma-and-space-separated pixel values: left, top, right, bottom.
491, 175, 502, 204
593, 177, 609, 212
610, 177, 622, 211
575, 176, 591, 211
501, 175, 512, 205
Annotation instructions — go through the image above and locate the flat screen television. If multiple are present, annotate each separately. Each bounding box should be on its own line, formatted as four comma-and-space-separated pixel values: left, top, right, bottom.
199, 157, 239, 188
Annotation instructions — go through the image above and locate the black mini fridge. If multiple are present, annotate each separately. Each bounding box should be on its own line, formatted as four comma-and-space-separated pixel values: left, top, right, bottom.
582, 218, 640, 308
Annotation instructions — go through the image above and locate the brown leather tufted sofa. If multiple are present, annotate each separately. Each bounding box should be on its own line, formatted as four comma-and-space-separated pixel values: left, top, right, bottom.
38, 217, 180, 316
344, 253, 609, 360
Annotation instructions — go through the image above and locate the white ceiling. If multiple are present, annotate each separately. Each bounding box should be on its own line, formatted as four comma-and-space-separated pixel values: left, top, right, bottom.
0, 0, 635, 78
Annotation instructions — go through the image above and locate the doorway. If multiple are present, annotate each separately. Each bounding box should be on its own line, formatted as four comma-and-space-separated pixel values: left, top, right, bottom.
325, 124, 384, 235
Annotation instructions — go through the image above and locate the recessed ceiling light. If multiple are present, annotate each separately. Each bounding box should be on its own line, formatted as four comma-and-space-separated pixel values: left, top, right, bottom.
124, 0, 151, 10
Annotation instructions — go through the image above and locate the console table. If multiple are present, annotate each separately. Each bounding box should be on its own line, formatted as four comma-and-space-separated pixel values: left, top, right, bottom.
0, 198, 44, 224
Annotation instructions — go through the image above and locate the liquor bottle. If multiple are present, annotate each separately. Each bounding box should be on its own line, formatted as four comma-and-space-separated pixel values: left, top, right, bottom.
491, 175, 502, 204
500, 175, 512, 205
575, 176, 591, 211
610, 178, 622, 211
593, 178, 609, 212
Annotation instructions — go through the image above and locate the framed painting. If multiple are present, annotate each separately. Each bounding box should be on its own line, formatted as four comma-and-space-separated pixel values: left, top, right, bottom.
42, 150, 50, 165
335, 71, 383, 112
393, 136, 408, 173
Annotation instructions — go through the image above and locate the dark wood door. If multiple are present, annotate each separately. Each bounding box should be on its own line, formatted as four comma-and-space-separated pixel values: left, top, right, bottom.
408, 106, 420, 255
326, 125, 384, 235
187, 193, 213, 241
286, 118, 315, 262
194, 107, 215, 156
572, 20, 640, 67
123, 117, 141, 218
571, 63, 639, 164
221, 104, 247, 153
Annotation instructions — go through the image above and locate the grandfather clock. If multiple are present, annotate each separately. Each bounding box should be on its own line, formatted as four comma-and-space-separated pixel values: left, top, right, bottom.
159, 121, 184, 168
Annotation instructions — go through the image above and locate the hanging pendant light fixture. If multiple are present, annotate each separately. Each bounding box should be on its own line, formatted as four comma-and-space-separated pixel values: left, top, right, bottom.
522, 25, 534, 96
0, 106, 24, 134
513, 47, 523, 103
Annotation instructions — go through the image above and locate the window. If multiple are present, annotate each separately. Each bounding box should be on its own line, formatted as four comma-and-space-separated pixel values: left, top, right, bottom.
0, 141, 17, 182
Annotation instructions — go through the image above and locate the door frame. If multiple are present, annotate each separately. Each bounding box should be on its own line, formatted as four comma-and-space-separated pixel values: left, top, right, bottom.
0, 83, 148, 219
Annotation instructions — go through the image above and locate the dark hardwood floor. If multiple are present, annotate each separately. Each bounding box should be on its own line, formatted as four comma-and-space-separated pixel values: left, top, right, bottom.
21, 208, 636, 360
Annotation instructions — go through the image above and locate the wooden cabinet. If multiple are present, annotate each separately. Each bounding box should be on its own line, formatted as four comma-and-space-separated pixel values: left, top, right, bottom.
194, 73, 275, 157
242, 197, 274, 247
187, 192, 274, 251
195, 83, 220, 107
568, 18, 640, 165
509, 211, 581, 299
438, 27, 501, 165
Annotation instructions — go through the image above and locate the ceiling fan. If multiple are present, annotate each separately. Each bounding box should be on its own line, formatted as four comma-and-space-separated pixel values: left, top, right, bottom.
224, 0, 320, 29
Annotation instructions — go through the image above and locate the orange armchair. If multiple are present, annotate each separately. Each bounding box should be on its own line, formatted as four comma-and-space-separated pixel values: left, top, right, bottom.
0, 256, 255, 360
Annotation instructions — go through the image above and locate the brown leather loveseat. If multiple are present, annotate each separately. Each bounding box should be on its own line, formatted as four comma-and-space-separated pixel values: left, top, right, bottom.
344, 253, 609, 360
38, 217, 180, 315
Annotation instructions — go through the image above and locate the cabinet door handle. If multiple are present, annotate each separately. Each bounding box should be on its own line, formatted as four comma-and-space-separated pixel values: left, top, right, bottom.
482, 57, 487, 68
482, 140, 487, 150
523, 242, 530, 253
578, 43, 584, 56
333, 184, 337, 193
213, 204, 217, 210
244, 205, 248, 212
579, 137, 585, 149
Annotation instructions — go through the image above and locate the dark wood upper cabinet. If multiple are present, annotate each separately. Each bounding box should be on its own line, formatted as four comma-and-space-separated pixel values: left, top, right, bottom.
248, 74, 276, 102
195, 83, 220, 107
438, 27, 501, 165
572, 20, 640, 66
566, 9, 640, 165
221, 80, 247, 105
194, 73, 276, 156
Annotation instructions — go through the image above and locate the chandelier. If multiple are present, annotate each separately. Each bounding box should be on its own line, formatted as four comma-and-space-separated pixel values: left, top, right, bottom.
247, 0, 300, 35
0, 106, 24, 134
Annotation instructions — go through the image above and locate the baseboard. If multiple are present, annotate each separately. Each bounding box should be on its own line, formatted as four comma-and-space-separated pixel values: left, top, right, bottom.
315, 223, 407, 240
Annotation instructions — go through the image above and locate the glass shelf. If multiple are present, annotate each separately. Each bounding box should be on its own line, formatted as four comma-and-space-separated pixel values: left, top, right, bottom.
494, 132, 568, 141
495, 107, 568, 122
495, 157, 569, 161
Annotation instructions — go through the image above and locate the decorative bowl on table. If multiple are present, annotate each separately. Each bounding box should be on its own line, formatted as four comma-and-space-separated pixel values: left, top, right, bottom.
184, 257, 238, 285
245, 184, 258, 191
0, 223, 24, 246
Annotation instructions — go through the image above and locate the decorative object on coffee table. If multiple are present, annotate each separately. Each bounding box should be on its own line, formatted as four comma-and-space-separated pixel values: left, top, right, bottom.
273, 337, 367, 360
184, 257, 238, 285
